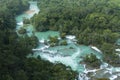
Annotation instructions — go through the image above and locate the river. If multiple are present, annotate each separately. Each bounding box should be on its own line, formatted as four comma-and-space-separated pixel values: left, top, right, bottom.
15, 1, 120, 80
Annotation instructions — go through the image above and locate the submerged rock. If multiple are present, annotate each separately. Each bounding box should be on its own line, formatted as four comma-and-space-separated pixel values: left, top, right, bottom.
18, 28, 26, 34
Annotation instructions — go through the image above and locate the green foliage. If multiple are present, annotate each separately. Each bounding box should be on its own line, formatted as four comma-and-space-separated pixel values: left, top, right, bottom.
23, 18, 30, 24
100, 42, 120, 66
101, 42, 115, 54
0, 0, 29, 31
14, 70, 28, 80
97, 78, 110, 80
83, 53, 101, 68
60, 40, 68, 46
23, 58, 77, 80
0, 0, 29, 16
49, 36, 59, 47
60, 33, 66, 39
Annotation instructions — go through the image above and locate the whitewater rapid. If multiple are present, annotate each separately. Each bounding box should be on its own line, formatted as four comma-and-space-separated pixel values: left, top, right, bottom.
32, 36, 120, 80
33, 38, 84, 72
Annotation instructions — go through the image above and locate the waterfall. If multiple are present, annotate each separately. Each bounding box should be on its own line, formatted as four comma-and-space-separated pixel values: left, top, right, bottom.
30, 4, 37, 10
29, 1, 39, 12
71, 47, 80, 58
78, 73, 89, 80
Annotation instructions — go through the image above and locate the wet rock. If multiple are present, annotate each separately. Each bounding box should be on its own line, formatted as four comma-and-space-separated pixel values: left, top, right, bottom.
18, 28, 26, 34
115, 76, 120, 80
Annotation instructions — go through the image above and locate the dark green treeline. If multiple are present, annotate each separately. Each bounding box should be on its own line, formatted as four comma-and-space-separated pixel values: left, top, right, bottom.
0, 0, 77, 80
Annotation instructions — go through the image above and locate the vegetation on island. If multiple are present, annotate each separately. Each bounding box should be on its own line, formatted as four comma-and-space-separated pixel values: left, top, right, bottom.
83, 53, 102, 68
48, 36, 68, 47
49, 36, 59, 47
60, 40, 68, 46
23, 18, 30, 24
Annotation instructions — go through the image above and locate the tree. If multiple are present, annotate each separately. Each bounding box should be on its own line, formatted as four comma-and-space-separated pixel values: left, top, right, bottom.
83, 53, 101, 68
15, 70, 28, 80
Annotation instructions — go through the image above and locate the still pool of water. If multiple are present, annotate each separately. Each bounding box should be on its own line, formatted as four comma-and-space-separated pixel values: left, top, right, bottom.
35, 31, 60, 40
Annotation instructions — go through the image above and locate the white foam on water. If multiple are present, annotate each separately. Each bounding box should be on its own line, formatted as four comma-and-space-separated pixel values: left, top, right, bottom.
33, 39, 85, 72
90, 46, 102, 53
32, 45, 50, 51
29, 2, 39, 11
28, 1, 40, 17
71, 47, 80, 58
17, 21, 23, 26
112, 67, 120, 72
115, 48, 120, 52
109, 75, 117, 80
32, 48, 42, 51
40, 53, 82, 71
66, 35, 76, 40
78, 73, 89, 80
100, 62, 109, 69
39, 39, 45, 43
83, 64, 99, 74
